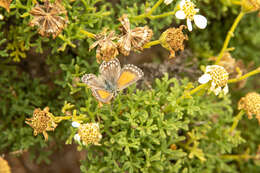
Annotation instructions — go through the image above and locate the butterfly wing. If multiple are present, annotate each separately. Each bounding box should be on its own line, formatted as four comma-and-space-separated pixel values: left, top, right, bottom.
99, 58, 121, 87
117, 64, 144, 91
91, 88, 114, 103
81, 74, 113, 103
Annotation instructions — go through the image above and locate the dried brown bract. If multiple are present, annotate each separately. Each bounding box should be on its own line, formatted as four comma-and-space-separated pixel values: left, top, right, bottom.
0, 157, 11, 173
238, 92, 260, 124
0, 0, 12, 12
90, 29, 119, 63
26, 107, 57, 141
29, 0, 68, 39
159, 26, 188, 59
118, 14, 153, 56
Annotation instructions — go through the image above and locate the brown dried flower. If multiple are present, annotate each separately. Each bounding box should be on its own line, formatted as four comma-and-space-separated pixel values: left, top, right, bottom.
26, 107, 57, 141
170, 144, 177, 150
90, 29, 119, 63
0, 157, 11, 173
159, 26, 188, 59
0, 0, 12, 12
117, 14, 153, 56
74, 123, 102, 146
242, 0, 260, 13
238, 92, 260, 123
29, 0, 68, 39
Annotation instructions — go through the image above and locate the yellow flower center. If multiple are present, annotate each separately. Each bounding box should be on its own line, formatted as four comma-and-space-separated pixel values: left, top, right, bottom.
182, 1, 197, 20
207, 66, 229, 87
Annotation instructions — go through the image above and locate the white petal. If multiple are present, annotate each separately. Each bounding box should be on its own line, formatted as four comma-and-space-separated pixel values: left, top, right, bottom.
205, 65, 213, 73
175, 10, 186, 19
194, 15, 207, 29
223, 85, 229, 95
210, 82, 216, 91
0, 14, 3, 20
187, 19, 193, 31
179, 0, 186, 7
164, 0, 173, 5
198, 74, 211, 84
214, 87, 221, 96
74, 134, 81, 142
72, 121, 81, 128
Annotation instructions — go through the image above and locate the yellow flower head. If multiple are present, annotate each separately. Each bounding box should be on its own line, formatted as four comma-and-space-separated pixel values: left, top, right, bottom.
242, 0, 260, 13
26, 107, 57, 141
182, 0, 197, 20
159, 25, 188, 59
238, 92, 260, 124
74, 123, 102, 146
198, 65, 229, 95
0, 157, 11, 173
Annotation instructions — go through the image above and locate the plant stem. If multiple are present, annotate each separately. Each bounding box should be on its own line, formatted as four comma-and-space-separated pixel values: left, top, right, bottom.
147, 0, 164, 16
220, 153, 252, 160
80, 29, 96, 39
178, 83, 208, 102
131, 0, 164, 20
215, 11, 245, 64
143, 40, 161, 48
231, 0, 241, 5
149, 11, 176, 19
229, 110, 245, 133
228, 67, 260, 84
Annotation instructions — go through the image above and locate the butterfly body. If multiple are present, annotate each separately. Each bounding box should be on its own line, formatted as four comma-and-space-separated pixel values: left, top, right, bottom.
82, 58, 143, 103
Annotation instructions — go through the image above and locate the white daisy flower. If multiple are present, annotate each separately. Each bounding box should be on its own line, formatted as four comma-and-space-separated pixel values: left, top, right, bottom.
175, 0, 207, 31
164, 0, 174, 5
198, 65, 229, 96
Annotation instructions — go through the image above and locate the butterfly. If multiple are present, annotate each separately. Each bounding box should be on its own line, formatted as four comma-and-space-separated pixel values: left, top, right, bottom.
81, 58, 143, 103
117, 14, 153, 56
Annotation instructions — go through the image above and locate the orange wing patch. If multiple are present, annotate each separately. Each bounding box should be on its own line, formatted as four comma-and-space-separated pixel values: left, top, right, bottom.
97, 89, 112, 100
117, 71, 137, 88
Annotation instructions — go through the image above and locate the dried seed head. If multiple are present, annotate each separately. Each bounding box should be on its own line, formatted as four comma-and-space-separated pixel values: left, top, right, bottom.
159, 26, 188, 58
29, 0, 68, 39
26, 107, 57, 141
0, 0, 12, 12
238, 92, 260, 123
90, 29, 119, 63
242, 0, 260, 13
216, 52, 236, 74
0, 157, 11, 173
77, 123, 102, 146
118, 14, 153, 56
